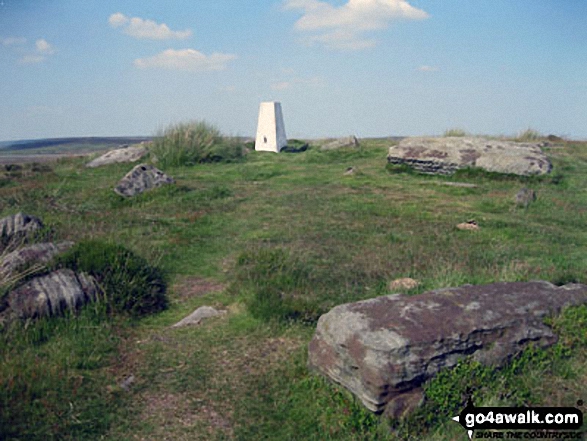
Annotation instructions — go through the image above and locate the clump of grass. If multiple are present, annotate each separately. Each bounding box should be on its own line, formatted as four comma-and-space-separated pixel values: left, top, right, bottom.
150, 120, 244, 167
515, 128, 543, 142
443, 128, 468, 137
54, 240, 167, 317
234, 248, 321, 323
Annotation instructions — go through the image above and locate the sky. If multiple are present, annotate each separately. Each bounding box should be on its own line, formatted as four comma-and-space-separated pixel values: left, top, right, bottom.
0, 0, 586, 141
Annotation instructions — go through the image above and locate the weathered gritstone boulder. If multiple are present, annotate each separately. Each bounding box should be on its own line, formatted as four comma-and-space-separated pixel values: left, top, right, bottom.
0, 241, 74, 281
387, 137, 552, 176
171, 305, 226, 328
0, 213, 43, 251
114, 164, 174, 197
321, 136, 360, 151
308, 281, 587, 417
6, 269, 98, 318
86, 145, 148, 168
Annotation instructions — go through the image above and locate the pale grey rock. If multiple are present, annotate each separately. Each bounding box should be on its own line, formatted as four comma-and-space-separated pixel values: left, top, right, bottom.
171, 305, 225, 328
114, 164, 174, 197
6, 269, 97, 319
0, 241, 73, 282
119, 375, 135, 391
0, 213, 43, 252
344, 166, 357, 176
387, 137, 552, 176
86, 145, 148, 168
308, 281, 587, 417
321, 136, 360, 151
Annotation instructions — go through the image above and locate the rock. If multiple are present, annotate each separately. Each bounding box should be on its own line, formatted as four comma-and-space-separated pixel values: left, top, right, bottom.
114, 164, 174, 197
514, 188, 537, 208
0, 213, 43, 251
6, 269, 97, 319
387, 137, 552, 176
308, 281, 587, 417
119, 375, 135, 391
321, 136, 360, 151
0, 241, 74, 282
171, 305, 226, 328
344, 166, 357, 176
456, 220, 479, 231
86, 145, 148, 168
389, 278, 419, 291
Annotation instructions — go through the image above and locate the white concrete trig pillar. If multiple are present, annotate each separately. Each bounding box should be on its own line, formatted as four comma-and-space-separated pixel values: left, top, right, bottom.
255, 101, 287, 153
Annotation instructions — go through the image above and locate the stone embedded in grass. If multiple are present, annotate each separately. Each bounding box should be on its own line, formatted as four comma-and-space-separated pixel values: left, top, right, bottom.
514, 187, 537, 208
114, 164, 174, 197
389, 277, 419, 291
0, 212, 43, 251
344, 166, 357, 176
387, 137, 552, 176
86, 145, 148, 168
308, 281, 587, 418
6, 269, 98, 319
320, 136, 360, 151
456, 220, 479, 230
0, 241, 74, 281
171, 305, 226, 328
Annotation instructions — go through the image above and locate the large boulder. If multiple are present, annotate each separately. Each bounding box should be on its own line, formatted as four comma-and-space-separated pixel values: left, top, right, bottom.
86, 145, 148, 168
5, 269, 97, 319
387, 137, 552, 176
308, 281, 587, 417
321, 136, 360, 151
114, 164, 174, 197
0, 241, 73, 281
0, 213, 43, 251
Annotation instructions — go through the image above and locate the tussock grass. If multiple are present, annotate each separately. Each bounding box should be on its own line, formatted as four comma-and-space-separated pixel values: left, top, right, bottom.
150, 120, 244, 168
515, 128, 544, 142
443, 128, 468, 137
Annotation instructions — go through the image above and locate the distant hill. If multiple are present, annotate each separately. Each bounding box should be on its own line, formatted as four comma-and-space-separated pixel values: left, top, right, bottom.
0, 137, 152, 153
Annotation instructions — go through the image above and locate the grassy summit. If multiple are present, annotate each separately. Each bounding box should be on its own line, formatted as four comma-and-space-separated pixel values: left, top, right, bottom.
0, 132, 586, 439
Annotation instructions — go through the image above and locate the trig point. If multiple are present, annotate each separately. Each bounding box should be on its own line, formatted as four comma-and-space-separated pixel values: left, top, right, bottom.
255, 101, 287, 153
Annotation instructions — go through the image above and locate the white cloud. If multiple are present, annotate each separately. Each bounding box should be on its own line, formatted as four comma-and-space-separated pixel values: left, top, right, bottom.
0, 37, 27, 46
270, 76, 325, 90
134, 49, 236, 72
35, 39, 55, 55
418, 65, 439, 72
18, 54, 46, 64
284, 0, 428, 50
17, 39, 56, 64
108, 12, 129, 28
108, 13, 192, 40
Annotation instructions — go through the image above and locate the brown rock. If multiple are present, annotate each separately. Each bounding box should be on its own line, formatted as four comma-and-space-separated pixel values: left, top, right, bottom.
456, 220, 479, 231
308, 281, 587, 416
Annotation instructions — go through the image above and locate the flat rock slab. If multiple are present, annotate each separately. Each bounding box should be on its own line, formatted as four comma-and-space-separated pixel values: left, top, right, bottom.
387, 137, 552, 176
86, 145, 148, 168
171, 306, 226, 328
0, 241, 73, 281
308, 281, 587, 417
6, 269, 97, 319
114, 164, 174, 197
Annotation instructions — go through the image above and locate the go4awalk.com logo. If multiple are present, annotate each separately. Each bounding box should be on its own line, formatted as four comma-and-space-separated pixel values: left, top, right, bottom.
451, 398, 584, 439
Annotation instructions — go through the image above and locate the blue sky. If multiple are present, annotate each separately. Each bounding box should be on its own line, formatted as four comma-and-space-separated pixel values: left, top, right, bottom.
0, 0, 586, 141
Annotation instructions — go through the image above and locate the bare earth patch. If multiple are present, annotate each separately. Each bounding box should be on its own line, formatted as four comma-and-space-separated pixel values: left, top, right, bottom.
172, 277, 226, 302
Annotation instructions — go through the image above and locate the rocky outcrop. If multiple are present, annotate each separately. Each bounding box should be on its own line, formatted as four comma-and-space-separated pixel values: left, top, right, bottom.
387, 137, 552, 176
5, 269, 97, 319
114, 164, 174, 197
86, 145, 148, 168
0, 241, 73, 281
0, 213, 43, 251
171, 305, 226, 328
308, 281, 587, 417
321, 136, 360, 151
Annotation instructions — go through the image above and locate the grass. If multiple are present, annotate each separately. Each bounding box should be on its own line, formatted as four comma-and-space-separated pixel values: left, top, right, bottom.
1, 136, 587, 439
